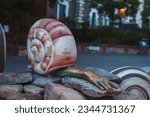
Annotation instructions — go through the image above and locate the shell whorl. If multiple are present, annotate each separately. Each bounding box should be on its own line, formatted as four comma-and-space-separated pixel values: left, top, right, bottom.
27, 18, 77, 74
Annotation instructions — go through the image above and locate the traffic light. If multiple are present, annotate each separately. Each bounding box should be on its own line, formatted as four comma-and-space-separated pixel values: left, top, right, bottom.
119, 8, 126, 16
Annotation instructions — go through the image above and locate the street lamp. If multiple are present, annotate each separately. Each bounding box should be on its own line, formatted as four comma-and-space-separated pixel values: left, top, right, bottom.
119, 8, 126, 16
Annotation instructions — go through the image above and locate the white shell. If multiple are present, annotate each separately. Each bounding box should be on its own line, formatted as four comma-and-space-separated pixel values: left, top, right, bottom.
27, 18, 77, 74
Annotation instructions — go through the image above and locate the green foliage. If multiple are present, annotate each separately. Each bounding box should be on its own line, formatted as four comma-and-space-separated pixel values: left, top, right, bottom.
11, 0, 32, 23
93, 27, 123, 45
88, 0, 102, 8
59, 17, 76, 29
88, 0, 140, 25
0, 0, 34, 27
0, 0, 11, 21
142, 0, 150, 26
74, 26, 143, 46
48, 0, 57, 8
0, 0, 38, 45
123, 0, 139, 17
121, 31, 142, 45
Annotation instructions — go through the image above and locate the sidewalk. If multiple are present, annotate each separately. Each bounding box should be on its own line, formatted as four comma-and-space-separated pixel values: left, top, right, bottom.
4, 53, 150, 74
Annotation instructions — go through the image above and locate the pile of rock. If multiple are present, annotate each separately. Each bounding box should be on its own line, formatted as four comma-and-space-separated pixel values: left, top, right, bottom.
0, 73, 86, 100
0, 72, 143, 100
0, 73, 42, 100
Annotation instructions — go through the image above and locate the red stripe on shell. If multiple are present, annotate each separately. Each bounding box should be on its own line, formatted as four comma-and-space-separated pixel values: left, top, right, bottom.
47, 56, 76, 71
50, 30, 73, 40
46, 23, 65, 32
38, 19, 54, 29
38, 19, 58, 29
41, 35, 47, 44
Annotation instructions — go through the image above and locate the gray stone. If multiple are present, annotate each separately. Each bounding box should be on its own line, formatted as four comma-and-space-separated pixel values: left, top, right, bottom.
44, 83, 86, 100
0, 85, 23, 92
0, 85, 23, 99
7, 93, 43, 100
32, 74, 61, 87
23, 85, 44, 94
0, 73, 33, 85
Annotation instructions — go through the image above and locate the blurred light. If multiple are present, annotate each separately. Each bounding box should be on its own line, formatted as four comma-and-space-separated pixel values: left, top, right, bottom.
119, 8, 126, 16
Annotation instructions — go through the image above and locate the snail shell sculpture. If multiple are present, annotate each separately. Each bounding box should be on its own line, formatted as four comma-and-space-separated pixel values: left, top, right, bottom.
27, 18, 77, 74
111, 66, 150, 99
0, 24, 6, 72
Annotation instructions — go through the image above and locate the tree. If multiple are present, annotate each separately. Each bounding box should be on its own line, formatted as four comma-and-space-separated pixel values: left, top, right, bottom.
123, 0, 140, 17
88, 0, 140, 25
0, 0, 32, 23
48, 0, 57, 8
0, 0, 34, 45
142, 0, 150, 27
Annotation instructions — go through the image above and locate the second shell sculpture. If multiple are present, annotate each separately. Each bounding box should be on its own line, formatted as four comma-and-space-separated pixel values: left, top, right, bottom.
27, 18, 77, 74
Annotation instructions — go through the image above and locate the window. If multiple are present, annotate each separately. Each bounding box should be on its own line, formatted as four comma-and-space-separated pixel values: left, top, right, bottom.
89, 8, 99, 28
57, 0, 69, 19
59, 4, 66, 19
91, 12, 96, 28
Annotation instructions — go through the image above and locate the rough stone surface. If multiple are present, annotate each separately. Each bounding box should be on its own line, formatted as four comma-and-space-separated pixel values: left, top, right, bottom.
0, 85, 23, 99
0, 85, 23, 92
7, 93, 43, 100
32, 74, 61, 87
23, 85, 44, 94
44, 83, 86, 100
0, 73, 33, 85
0, 69, 148, 100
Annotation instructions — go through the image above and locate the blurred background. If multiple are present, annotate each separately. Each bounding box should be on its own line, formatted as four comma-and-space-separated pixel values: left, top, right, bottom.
0, 0, 150, 56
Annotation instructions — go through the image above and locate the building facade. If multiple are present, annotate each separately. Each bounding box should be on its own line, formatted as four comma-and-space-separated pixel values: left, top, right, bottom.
46, 0, 144, 29
46, 0, 107, 28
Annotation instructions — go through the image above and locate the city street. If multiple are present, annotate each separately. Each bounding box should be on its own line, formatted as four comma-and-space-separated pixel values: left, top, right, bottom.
4, 53, 150, 73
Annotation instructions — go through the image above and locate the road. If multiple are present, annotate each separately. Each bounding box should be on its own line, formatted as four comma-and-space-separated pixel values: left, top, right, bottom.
4, 53, 150, 73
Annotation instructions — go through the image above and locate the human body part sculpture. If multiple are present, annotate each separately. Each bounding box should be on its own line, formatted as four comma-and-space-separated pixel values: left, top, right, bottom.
57, 67, 119, 93
57, 67, 121, 96
62, 77, 121, 97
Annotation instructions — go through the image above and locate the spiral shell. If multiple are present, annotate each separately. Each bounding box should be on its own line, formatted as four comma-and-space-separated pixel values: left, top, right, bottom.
27, 18, 77, 74
111, 66, 150, 99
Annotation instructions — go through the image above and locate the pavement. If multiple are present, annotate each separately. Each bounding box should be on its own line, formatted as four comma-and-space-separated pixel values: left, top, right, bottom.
4, 53, 150, 74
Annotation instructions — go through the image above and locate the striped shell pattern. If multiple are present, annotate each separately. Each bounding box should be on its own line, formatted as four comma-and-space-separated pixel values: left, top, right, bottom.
27, 18, 77, 74
111, 66, 150, 99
